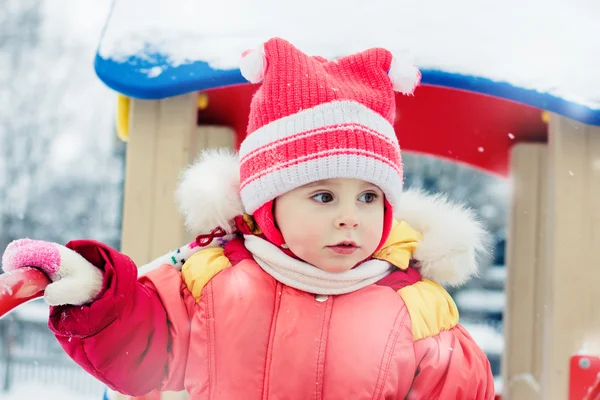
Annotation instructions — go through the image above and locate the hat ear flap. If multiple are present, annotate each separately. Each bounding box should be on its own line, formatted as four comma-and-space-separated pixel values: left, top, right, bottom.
175, 149, 244, 234
387, 57, 421, 95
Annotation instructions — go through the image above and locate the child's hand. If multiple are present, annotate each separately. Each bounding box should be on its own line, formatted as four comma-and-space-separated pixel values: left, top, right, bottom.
2, 239, 103, 306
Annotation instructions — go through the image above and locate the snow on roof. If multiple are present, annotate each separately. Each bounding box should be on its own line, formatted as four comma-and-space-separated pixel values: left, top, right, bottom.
95, 0, 600, 124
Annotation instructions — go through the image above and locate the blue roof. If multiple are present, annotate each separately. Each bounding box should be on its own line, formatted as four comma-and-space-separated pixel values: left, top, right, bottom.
95, 53, 600, 126
95, 0, 600, 126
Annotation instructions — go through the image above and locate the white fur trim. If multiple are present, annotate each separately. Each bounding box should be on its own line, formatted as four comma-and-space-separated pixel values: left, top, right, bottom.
388, 57, 421, 95
175, 148, 244, 234
240, 46, 267, 83
44, 245, 104, 306
395, 189, 489, 287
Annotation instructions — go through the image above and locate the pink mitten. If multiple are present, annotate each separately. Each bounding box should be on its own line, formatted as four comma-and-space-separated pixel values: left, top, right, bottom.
2, 239, 103, 306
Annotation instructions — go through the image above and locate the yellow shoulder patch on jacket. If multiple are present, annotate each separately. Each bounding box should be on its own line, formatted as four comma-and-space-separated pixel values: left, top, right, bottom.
372, 220, 423, 269
398, 279, 459, 341
181, 247, 231, 302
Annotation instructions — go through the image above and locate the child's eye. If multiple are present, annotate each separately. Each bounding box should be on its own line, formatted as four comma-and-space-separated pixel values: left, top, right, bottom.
312, 192, 334, 203
359, 192, 378, 203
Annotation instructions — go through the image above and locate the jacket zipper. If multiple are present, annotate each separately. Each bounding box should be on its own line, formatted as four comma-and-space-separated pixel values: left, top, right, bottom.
314, 295, 333, 400
262, 281, 284, 400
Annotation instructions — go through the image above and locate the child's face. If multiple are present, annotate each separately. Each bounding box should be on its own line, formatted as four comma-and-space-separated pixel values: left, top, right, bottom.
274, 178, 385, 273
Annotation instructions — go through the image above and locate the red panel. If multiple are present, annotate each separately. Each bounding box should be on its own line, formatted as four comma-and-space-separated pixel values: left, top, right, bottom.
570, 355, 600, 400
197, 83, 548, 177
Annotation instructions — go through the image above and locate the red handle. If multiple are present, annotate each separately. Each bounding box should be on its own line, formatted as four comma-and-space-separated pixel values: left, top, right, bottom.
584, 373, 600, 400
0, 267, 51, 319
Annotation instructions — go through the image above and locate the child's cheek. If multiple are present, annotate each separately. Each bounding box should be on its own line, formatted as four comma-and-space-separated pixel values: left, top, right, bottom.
365, 223, 384, 248
292, 226, 319, 253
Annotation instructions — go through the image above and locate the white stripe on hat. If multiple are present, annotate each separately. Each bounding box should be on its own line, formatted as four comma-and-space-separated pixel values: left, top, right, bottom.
239, 100, 398, 160
241, 153, 403, 214
241, 147, 401, 188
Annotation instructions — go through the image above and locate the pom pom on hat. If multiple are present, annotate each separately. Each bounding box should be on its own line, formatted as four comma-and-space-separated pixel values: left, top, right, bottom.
388, 57, 421, 95
240, 46, 267, 83
175, 148, 244, 234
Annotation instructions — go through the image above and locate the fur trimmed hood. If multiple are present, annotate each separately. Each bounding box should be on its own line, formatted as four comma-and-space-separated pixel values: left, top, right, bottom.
394, 190, 489, 286
175, 149, 489, 287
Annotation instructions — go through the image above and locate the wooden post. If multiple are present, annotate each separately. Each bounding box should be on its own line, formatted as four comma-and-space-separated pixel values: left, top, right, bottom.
540, 114, 600, 399
120, 94, 198, 264
117, 93, 235, 400
502, 143, 547, 399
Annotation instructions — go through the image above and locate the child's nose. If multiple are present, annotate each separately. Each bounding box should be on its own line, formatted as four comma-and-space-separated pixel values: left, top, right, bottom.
334, 208, 360, 229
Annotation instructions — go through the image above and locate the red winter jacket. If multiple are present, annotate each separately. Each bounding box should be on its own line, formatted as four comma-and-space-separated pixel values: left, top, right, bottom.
48, 237, 494, 400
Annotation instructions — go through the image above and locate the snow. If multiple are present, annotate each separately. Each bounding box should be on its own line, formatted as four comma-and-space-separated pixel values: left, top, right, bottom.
0, 0, 123, 247
40, 1, 111, 42
40, 0, 116, 168
3, 383, 98, 400
455, 289, 505, 313
98, 0, 600, 108
10, 300, 50, 323
462, 322, 504, 355
494, 377, 504, 395
507, 373, 541, 393
485, 266, 507, 284
1, 0, 116, 395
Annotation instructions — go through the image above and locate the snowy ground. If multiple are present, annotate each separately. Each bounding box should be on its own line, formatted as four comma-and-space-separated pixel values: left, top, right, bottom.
3, 384, 100, 400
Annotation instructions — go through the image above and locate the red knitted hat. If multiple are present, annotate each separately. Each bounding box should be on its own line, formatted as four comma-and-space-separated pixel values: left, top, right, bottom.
238, 38, 420, 215
174, 38, 420, 248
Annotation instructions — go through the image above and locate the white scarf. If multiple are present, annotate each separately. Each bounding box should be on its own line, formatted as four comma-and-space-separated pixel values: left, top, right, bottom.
244, 235, 395, 295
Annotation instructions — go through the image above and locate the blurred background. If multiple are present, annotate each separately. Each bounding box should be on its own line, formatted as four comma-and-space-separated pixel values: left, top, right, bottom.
0, 0, 509, 398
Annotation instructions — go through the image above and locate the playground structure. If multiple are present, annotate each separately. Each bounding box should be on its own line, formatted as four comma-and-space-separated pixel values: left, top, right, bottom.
94, 1, 600, 399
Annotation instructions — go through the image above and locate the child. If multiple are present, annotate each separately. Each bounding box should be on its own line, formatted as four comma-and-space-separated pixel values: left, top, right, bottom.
2, 38, 495, 399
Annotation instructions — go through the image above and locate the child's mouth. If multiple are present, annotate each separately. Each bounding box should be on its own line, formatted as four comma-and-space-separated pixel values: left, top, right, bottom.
327, 242, 359, 255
